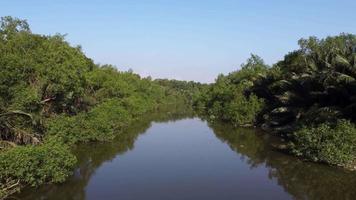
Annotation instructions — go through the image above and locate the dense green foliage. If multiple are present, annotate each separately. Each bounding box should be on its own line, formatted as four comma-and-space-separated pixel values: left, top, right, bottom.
1, 15, 356, 199
154, 79, 208, 105
252, 34, 356, 135
290, 120, 356, 165
251, 34, 356, 165
194, 54, 267, 125
47, 97, 158, 145
196, 34, 356, 166
0, 138, 76, 186
0, 16, 189, 199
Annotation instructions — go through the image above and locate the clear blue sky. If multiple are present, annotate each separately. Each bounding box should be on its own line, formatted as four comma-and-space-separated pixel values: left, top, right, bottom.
1, 0, 355, 82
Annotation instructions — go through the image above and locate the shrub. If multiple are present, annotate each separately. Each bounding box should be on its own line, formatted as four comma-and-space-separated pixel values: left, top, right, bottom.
290, 120, 356, 165
47, 99, 131, 144
0, 138, 76, 187
225, 94, 264, 126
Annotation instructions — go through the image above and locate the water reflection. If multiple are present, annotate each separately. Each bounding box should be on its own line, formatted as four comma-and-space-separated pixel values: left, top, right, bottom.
15, 106, 196, 200
15, 107, 356, 200
210, 122, 356, 200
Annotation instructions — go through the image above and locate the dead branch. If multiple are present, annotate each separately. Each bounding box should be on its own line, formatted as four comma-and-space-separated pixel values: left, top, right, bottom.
40, 97, 55, 104
0, 111, 33, 120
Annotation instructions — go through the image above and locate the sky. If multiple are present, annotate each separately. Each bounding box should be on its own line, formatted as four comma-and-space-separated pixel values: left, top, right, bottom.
1, 0, 356, 83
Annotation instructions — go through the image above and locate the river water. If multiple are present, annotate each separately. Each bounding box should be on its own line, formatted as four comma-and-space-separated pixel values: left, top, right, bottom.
15, 111, 356, 200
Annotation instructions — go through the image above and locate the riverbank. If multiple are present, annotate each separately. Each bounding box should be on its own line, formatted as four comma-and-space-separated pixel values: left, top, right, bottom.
193, 34, 356, 168
0, 16, 198, 199
12, 116, 356, 200
1, 103, 192, 200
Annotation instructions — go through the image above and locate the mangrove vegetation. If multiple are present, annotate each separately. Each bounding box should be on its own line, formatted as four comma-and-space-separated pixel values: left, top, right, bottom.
0, 16, 190, 199
194, 33, 356, 167
1, 15, 356, 199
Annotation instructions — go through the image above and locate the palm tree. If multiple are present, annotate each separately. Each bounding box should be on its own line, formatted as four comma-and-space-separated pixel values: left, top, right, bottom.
252, 34, 356, 136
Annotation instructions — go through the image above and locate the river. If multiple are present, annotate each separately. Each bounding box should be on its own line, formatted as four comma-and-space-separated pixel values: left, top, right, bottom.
14, 110, 356, 200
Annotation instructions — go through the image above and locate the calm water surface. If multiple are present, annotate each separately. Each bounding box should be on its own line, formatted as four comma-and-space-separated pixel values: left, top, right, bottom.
15, 112, 356, 200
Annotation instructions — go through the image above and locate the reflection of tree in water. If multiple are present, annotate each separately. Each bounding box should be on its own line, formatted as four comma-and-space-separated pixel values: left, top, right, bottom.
14, 105, 195, 200
209, 121, 356, 200
16, 109, 356, 200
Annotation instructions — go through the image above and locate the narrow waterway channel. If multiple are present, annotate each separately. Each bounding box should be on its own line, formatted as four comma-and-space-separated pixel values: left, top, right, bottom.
15, 111, 356, 200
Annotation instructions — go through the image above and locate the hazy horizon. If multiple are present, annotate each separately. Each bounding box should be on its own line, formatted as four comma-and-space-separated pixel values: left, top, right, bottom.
1, 0, 355, 83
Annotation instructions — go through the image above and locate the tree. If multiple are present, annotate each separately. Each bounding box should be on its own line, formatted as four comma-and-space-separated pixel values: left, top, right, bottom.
0, 16, 30, 36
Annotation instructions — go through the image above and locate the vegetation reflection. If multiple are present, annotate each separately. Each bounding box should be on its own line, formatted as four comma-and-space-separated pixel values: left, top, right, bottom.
13, 105, 195, 200
210, 122, 356, 200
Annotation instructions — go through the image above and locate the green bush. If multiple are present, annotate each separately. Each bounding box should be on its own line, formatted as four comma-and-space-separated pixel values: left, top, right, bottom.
120, 95, 156, 117
196, 54, 268, 126
225, 94, 264, 126
0, 138, 76, 187
290, 120, 356, 165
47, 99, 132, 144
